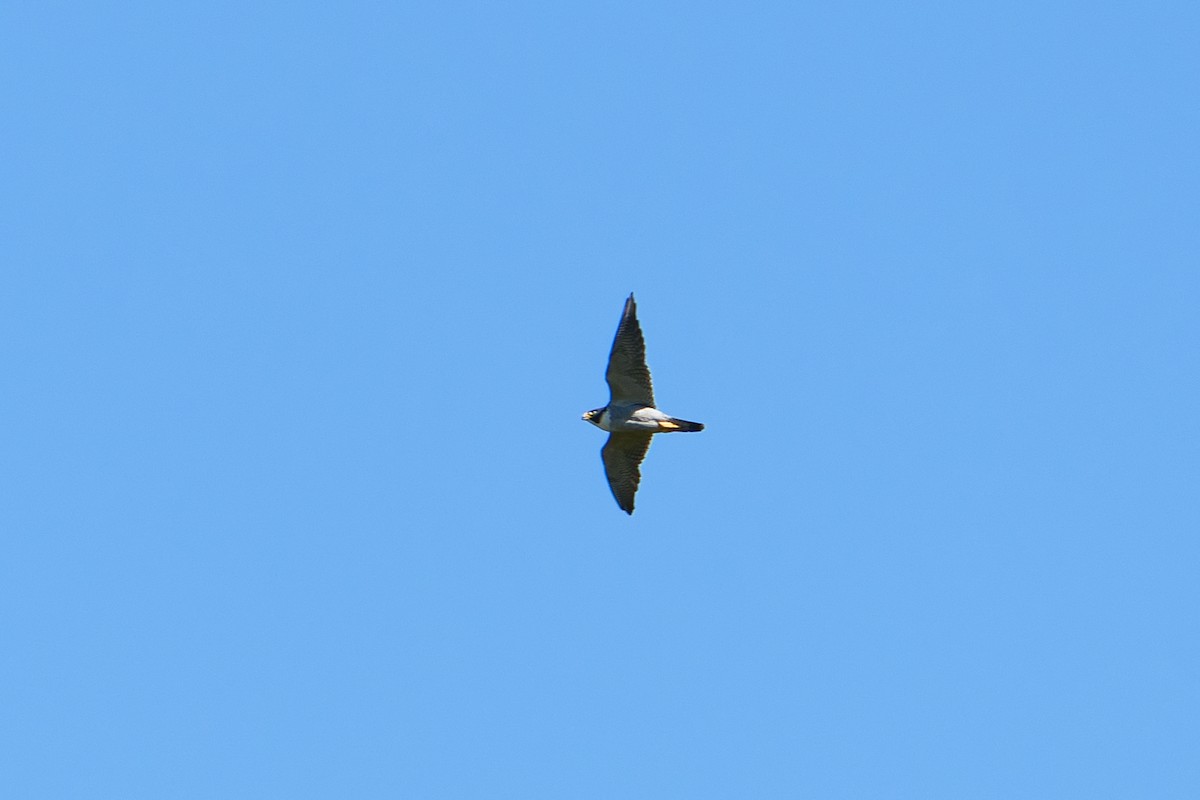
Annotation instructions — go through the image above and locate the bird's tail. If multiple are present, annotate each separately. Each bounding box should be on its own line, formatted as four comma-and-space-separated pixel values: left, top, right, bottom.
658, 418, 704, 432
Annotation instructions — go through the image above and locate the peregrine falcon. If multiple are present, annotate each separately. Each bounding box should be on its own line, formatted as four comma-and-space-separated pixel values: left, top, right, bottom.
582, 293, 704, 514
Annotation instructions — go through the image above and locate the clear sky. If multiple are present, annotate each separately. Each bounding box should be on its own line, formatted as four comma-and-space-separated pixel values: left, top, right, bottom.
3, 2, 1198, 797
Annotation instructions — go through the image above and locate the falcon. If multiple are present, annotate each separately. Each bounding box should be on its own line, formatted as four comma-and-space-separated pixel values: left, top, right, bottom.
582, 293, 704, 514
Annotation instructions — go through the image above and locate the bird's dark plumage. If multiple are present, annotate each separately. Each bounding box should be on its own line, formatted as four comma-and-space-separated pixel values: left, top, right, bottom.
605, 295, 655, 407
601, 432, 654, 515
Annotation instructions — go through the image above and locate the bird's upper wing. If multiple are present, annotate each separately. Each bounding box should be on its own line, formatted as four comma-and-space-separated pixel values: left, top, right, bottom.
605, 294, 655, 407
601, 432, 654, 515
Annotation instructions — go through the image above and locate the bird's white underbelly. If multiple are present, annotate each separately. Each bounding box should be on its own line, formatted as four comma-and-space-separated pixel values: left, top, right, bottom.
600, 406, 668, 432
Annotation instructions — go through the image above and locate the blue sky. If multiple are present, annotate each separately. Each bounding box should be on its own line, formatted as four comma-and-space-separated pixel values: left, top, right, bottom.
3, 2, 1198, 797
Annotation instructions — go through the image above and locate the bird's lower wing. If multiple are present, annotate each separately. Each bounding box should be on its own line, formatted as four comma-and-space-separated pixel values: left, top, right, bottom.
601, 433, 654, 515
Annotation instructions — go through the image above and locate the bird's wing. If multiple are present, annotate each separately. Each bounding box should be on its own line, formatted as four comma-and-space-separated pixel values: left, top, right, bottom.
601, 432, 654, 515
605, 294, 655, 407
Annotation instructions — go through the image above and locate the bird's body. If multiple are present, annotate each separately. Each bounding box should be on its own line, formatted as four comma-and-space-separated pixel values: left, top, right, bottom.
582, 294, 704, 514
588, 404, 704, 434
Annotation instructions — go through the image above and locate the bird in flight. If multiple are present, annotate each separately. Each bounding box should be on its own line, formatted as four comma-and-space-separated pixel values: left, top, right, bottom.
582, 293, 704, 514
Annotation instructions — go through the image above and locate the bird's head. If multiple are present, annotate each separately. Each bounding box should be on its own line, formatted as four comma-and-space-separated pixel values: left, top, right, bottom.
582, 408, 605, 427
